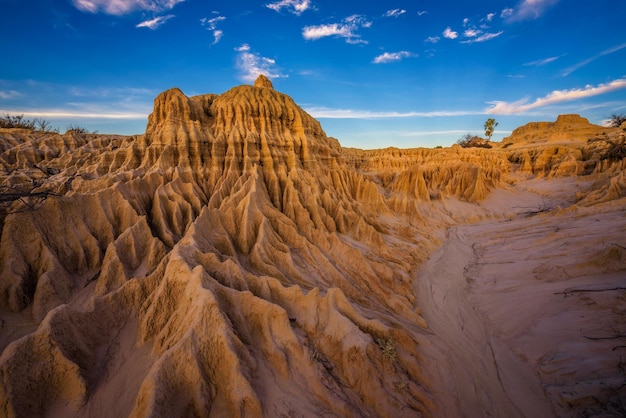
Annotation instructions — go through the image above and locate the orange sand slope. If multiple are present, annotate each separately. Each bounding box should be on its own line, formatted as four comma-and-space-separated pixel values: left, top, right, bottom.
1, 75, 625, 417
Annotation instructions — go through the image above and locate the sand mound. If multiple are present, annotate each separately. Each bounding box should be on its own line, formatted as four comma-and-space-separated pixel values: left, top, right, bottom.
1, 76, 625, 417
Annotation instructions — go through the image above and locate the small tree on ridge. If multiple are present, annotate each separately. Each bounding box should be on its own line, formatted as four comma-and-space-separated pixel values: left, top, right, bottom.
484, 118, 498, 141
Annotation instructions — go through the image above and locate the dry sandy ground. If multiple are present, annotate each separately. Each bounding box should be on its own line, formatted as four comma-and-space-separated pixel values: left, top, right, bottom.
415, 177, 626, 417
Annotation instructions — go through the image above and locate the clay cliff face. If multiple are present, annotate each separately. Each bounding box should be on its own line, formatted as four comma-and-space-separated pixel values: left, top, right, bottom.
0, 77, 624, 417
0, 76, 431, 417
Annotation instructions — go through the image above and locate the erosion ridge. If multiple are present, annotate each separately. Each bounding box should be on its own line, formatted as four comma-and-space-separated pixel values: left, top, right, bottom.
0, 76, 625, 417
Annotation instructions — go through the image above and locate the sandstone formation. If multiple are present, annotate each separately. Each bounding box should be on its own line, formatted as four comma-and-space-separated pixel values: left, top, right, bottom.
0, 77, 625, 417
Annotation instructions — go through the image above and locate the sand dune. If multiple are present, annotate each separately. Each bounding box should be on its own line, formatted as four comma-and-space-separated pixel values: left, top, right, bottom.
1, 75, 624, 417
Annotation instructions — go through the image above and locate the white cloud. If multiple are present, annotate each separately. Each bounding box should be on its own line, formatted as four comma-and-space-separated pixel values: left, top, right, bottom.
373, 51, 415, 64
201, 16, 226, 44
507, 0, 560, 22
72, 0, 185, 16
486, 13, 495, 21
212, 30, 223, 45
0, 90, 21, 100
235, 44, 287, 83
442, 27, 458, 39
305, 107, 477, 119
303, 15, 371, 44
266, 0, 312, 15
460, 31, 503, 44
464, 29, 480, 38
417, 11, 428, 16
383, 9, 406, 18
425, 36, 440, 44
501, 8, 514, 18
462, 18, 470, 26
303, 24, 348, 39
136, 14, 174, 29
562, 42, 626, 76
487, 78, 626, 114
201, 16, 225, 30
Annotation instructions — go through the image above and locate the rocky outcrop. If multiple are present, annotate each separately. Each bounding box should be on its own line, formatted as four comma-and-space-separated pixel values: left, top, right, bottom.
0, 78, 624, 417
0, 76, 432, 417
501, 114, 616, 148
347, 146, 511, 203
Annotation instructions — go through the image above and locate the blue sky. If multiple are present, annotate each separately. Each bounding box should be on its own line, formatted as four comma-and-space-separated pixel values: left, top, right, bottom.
1, 0, 625, 148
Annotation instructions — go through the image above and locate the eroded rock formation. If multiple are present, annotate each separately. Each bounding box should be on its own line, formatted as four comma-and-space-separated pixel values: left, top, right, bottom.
1, 77, 624, 417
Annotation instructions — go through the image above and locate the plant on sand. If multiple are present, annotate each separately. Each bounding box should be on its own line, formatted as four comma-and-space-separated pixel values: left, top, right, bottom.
376, 337, 397, 361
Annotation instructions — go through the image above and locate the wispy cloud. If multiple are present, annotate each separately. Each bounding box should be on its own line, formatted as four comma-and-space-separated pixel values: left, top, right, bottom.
383, 9, 406, 18
460, 31, 503, 44
417, 11, 428, 16
201, 16, 226, 44
136, 14, 175, 29
442, 27, 458, 39
0, 90, 21, 100
501, 8, 514, 18
454, 14, 504, 44
396, 129, 509, 138
212, 30, 223, 44
425, 36, 440, 44
235, 44, 287, 83
201, 16, 225, 30
303, 15, 372, 44
72, 0, 185, 16
562, 42, 626, 76
487, 78, 626, 114
67, 86, 156, 98
523, 55, 563, 66
507, 0, 560, 22
0, 109, 148, 119
305, 107, 478, 119
266, 0, 312, 15
373, 51, 415, 64
0, 82, 155, 124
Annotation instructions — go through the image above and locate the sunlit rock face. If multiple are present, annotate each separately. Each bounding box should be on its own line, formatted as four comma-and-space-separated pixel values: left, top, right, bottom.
0, 76, 624, 417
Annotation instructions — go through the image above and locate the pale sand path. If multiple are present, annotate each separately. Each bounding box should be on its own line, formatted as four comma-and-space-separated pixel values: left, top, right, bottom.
415, 178, 626, 417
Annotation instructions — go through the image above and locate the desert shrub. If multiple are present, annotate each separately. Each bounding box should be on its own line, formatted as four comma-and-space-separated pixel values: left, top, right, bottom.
0, 114, 58, 133
1, 114, 36, 129
376, 337, 397, 361
457, 133, 492, 148
607, 113, 626, 128
66, 124, 96, 134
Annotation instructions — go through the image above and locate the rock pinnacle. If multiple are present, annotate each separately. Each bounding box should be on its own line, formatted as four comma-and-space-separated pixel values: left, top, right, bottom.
254, 74, 274, 89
